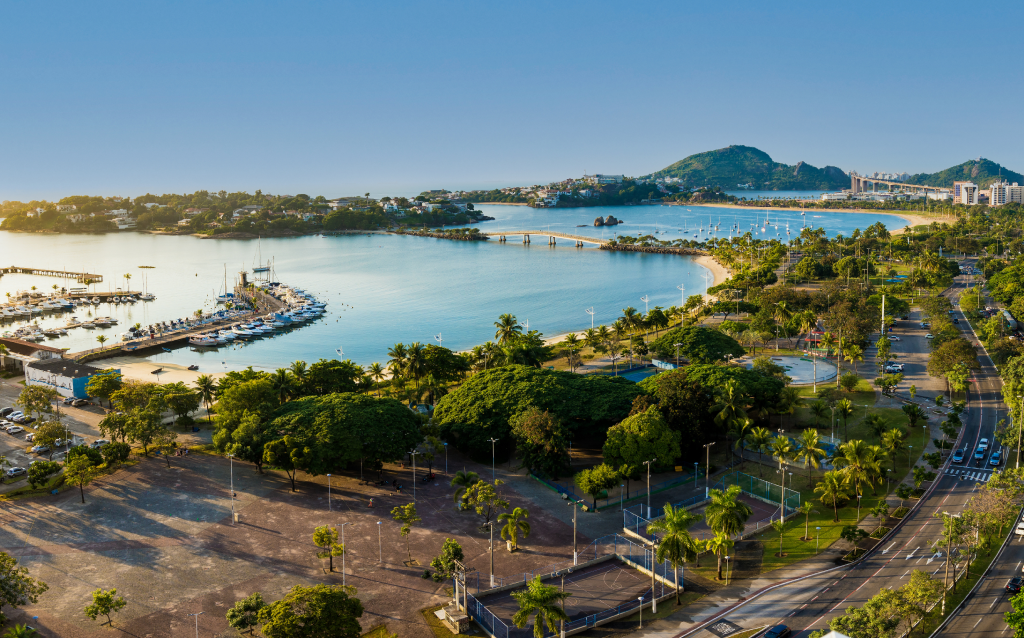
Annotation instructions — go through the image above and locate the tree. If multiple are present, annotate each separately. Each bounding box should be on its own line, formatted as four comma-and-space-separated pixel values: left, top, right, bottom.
27, 461, 61, 489
391, 503, 421, 562
510, 576, 570, 638
746, 427, 773, 478
902, 403, 928, 428
465, 479, 509, 524
499, 507, 531, 551
703, 483, 752, 579
15, 386, 58, 421
511, 407, 570, 479
646, 503, 702, 603
84, 588, 127, 626
603, 406, 681, 474
163, 381, 201, 423
64, 455, 100, 503
194, 374, 217, 423
256, 584, 363, 638
796, 429, 826, 487
833, 439, 882, 498
573, 464, 619, 511
2, 625, 39, 637
705, 532, 735, 581
771, 519, 786, 557
451, 469, 480, 509
226, 592, 266, 635
0, 552, 48, 625
840, 373, 860, 393
840, 524, 868, 547
32, 421, 64, 460
429, 539, 465, 581
901, 570, 944, 632
313, 525, 345, 572
881, 428, 907, 472
810, 401, 828, 428
153, 427, 179, 468
263, 436, 304, 492
836, 398, 854, 440
798, 502, 818, 540
815, 470, 850, 522
710, 379, 750, 448
101, 442, 131, 467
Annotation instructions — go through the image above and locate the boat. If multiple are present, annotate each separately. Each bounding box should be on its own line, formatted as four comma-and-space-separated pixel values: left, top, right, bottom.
189, 335, 219, 347
151, 368, 164, 374
252, 237, 270, 273
162, 347, 172, 353
187, 365, 199, 371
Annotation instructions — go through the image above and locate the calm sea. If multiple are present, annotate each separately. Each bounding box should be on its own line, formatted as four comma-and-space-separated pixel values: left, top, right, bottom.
0, 203, 906, 371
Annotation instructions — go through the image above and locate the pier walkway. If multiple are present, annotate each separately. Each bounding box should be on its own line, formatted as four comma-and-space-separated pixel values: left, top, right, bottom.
1, 266, 103, 283
481, 230, 609, 246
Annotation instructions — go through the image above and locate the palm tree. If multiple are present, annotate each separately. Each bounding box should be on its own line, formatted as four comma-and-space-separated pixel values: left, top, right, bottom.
881, 427, 907, 472
705, 532, 735, 581
451, 469, 479, 509
844, 344, 864, 376
271, 368, 294, 403
647, 503, 703, 603
3, 625, 39, 638
832, 439, 881, 498
194, 374, 217, 423
777, 387, 801, 427
620, 306, 640, 334
796, 311, 817, 348
810, 401, 828, 428
406, 342, 427, 395
710, 379, 749, 434
773, 301, 793, 349
836, 398, 854, 440
820, 332, 838, 360
866, 414, 888, 441
499, 507, 531, 551
704, 484, 753, 574
511, 576, 570, 638
814, 469, 850, 522
797, 502, 818, 540
494, 313, 522, 345
367, 362, 386, 396
96, 335, 107, 348
796, 429, 826, 488
562, 334, 580, 369
769, 434, 793, 469
746, 427, 773, 478
583, 328, 601, 354
0, 343, 8, 372
289, 360, 307, 388
901, 403, 927, 429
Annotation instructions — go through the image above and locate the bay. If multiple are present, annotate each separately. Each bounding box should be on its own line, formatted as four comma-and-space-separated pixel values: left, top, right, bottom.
0, 203, 908, 371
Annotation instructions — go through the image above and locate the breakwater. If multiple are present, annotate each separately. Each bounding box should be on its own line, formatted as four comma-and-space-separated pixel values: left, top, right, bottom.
600, 244, 707, 256
393, 230, 488, 241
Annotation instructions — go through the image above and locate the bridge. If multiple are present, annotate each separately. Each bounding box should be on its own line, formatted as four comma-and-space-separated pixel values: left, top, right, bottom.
481, 230, 609, 246
850, 174, 949, 195
0, 266, 103, 283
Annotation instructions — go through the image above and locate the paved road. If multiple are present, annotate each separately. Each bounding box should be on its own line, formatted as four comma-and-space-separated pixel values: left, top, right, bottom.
675, 263, 1007, 638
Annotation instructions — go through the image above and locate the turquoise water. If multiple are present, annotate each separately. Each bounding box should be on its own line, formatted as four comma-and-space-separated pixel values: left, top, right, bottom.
0, 204, 907, 371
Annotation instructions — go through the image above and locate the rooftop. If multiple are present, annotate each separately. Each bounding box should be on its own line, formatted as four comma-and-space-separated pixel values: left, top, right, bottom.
27, 358, 102, 379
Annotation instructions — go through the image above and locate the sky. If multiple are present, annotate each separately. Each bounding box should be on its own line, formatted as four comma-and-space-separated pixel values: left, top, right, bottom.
3, 0, 1024, 201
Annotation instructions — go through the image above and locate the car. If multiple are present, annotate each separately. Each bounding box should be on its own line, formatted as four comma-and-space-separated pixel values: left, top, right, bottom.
5, 467, 26, 478
980, 438, 990, 451
1008, 577, 1024, 594
952, 449, 965, 463
19, 416, 36, 425
991, 451, 1002, 467
8, 412, 24, 421
61, 396, 75, 405
949, 309, 955, 314
71, 398, 90, 407
921, 322, 930, 328
24, 433, 34, 442
6, 426, 24, 435
975, 446, 986, 461
0, 407, 13, 417
926, 334, 934, 339
89, 439, 109, 449
764, 625, 791, 638
1015, 521, 1024, 536
890, 335, 901, 341
953, 318, 960, 324
30, 445, 49, 455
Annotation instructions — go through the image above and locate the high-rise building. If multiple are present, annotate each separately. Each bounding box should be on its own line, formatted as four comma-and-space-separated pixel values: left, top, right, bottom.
988, 181, 1024, 206
953, 181, 978, 205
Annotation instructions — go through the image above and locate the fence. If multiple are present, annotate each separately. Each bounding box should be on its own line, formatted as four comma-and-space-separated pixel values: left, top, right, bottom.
716, 470, 801, 512
623, 493, 707, 539
462, 534, 673, 638
531, 469, 701, 512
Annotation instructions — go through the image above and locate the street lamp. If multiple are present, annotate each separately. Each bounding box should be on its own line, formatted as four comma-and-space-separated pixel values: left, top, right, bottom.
724, 555, 731, 585
486, 521, 496, 587
444, 442, 448, 475
409, 450, 419, 501
815, 527, 821, 554
674, 342, 683, 367
677, 284, 685, 309
327, 473, 332, 512
703, 443, 715, 497
1016, 395, 1023, 468
638, 596, 645, 629
227, 454, 235, 524
377, 521, 382, 563
640, 295, 649, 315
643, 459, 655, 518
558, 568, 573, 638
569, 499, 581, 564
487, 438, 499, 481
620, 483, 625, 512
339, 522, 350, 588
186, 612, 203, 638
586, 307, 595, 330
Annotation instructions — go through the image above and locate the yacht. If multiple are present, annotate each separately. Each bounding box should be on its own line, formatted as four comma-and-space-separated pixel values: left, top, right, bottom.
140, 293, 156, 301
189, 335, 220, 347
217, 330, 236, 342
231, 326, 254, 339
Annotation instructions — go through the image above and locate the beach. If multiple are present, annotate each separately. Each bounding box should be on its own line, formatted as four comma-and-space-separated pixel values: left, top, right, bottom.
692, 202, 937, 233
98, 356, 228, 385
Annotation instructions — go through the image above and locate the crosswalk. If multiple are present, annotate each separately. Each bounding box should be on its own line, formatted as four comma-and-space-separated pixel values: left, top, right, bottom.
945, 468, 996, 482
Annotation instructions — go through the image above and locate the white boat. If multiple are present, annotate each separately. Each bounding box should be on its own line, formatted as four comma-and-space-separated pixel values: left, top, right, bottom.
231, 327, 254, 339
217, 330, 236, 341
91, 297, 101, 304
189, 335, 219, 347
140, 293, 155, 301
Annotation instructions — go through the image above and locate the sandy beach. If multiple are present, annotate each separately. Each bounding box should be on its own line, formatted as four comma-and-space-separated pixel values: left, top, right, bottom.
98, 356, 229, 385
692, 202, 936, 234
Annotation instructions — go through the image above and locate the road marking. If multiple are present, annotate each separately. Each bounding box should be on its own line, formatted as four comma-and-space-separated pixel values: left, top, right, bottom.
788, 612, 797, 617
903, 570, 909, 578
975, 617, 985, 628
883, 542, 897, 554
992, 597, 1002, 609
906, 547, 919, 560
1017, 561, 1021, 571
811, 596, 819, 601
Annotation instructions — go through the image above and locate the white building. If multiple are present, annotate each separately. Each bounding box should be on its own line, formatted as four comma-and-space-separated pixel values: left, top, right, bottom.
820, 192, 850, 201
584, 174, 624, 185
927, 192, 953, 201
989, 181, 1024, 206
953, 181, 978, 205
110, 209, 132, 218
56, 204, 77, 212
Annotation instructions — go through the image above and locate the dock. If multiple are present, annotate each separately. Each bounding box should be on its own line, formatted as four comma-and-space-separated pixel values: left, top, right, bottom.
1, 266, 104, 284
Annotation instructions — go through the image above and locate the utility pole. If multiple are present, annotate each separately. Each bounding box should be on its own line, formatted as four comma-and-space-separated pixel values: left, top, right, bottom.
643, 459, 655, 519
569, 499, 580, 564
703, 443, 715, 497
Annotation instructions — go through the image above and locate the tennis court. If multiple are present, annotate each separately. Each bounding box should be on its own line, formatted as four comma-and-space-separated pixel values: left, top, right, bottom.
478, 558, 652, 625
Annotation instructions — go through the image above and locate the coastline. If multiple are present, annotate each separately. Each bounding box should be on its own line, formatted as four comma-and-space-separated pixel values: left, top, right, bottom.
690, 202, 936, 234
98, 356, 228, 384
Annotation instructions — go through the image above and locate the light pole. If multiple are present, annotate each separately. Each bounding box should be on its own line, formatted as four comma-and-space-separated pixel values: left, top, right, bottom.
638, 596, 644, 629
941, 511, 960, 615
377, 521, 382, 563
857, 494, 862, 521
703, 443, 715, 497
435, 332, 443, 348
815, 527, 820, 554
724, 555, 731, 585
444, 442, 448, 475
487, 521, 495, 587
228, 454, 235, 524
1017, 395, 1023, 468
569, 499, 580, 564
674, 342, 683, 367
409, 450, 419, 501
640, 295, 649, 315
586, 307, 594, 330
643, 459, 655, 518
620, 483, 625, 511
487, 437, 499, 481
677, 284, 685, 309
187, 612, 203, 638
339, 522, 350, 588
558, 568, 573, 638
327, 473, 332, 512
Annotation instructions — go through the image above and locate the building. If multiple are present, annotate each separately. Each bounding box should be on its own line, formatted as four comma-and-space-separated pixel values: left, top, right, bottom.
585, 174, 624, 185
116, 218, 137, 230
177, 219, 191, 227
56, 204, 77, 212
927, 192, 953, 201
0, 337, 65, 373
25, 358, 112, 399
988, 181, 1024, 206
953, 181, 978, 205
820, 192, 850, 201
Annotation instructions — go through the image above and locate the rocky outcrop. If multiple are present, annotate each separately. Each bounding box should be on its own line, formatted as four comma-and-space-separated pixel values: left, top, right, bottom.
601, 244, 707, 256
595, 215, 621, 227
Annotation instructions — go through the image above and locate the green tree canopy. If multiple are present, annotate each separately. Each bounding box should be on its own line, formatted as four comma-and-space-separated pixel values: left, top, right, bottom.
510, 407, 570, 479
256, 584, 363, 638
603, 405, 681, 470
648, 326, 745, 364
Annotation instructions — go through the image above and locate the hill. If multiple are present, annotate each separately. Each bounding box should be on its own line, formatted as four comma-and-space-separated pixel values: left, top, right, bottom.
649, 145, 849, 191
904, 158, 1024, 189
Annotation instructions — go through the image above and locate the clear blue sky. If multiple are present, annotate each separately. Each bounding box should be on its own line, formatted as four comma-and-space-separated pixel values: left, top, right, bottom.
3, 0, 1023, 201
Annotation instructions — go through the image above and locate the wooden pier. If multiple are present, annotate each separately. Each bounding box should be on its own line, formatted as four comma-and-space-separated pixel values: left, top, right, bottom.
1, 266, 103, 284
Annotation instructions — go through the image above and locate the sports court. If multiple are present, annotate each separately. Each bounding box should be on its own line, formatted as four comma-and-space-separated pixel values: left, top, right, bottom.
478, 558, 653, 626
686, 493, 780, 541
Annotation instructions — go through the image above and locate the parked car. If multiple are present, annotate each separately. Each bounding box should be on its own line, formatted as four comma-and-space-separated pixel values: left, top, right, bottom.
1015, 521, 1024, 536
765, 626, 791, 638
8, 412, 24, 422
953, 318, 960, 324
31, 445, 49, 455
890, 335, 901, 341
990, 451, 1003, 467
952, 449, 965, 464
61, 397, 75, 405
24, 433, 35, 442
0, 407, 13, 417
921, 322, 930, 328
6, 426, 24, 435
980, 438, 990, 451
1008, 577, 1023, 594
926, 334, 934, 339
5, 467, 26, 478
89, 439, 109, 449
71, 399, 90, 407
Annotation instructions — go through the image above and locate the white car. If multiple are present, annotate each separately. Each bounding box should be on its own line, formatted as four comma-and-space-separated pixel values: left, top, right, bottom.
980, 438, 990, 451
24, 433, 35, 442
89, 439, 109, 449
926, 334, 934, 339
889, 335, 901, 342
6, 426, 24, 435
1016, 521, 1024, 536
5, 467, 26, 478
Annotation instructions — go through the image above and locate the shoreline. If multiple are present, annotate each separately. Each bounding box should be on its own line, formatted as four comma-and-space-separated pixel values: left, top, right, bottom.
97, 356, 229, 384
689, 202, 936, 234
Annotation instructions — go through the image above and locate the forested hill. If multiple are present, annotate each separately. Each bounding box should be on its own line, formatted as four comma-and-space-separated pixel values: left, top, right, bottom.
904, 158, 1024, 189
649, 145, 849, 191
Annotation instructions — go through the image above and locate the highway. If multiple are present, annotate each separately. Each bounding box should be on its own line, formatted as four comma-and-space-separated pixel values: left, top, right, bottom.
677, 260, 1009, 638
